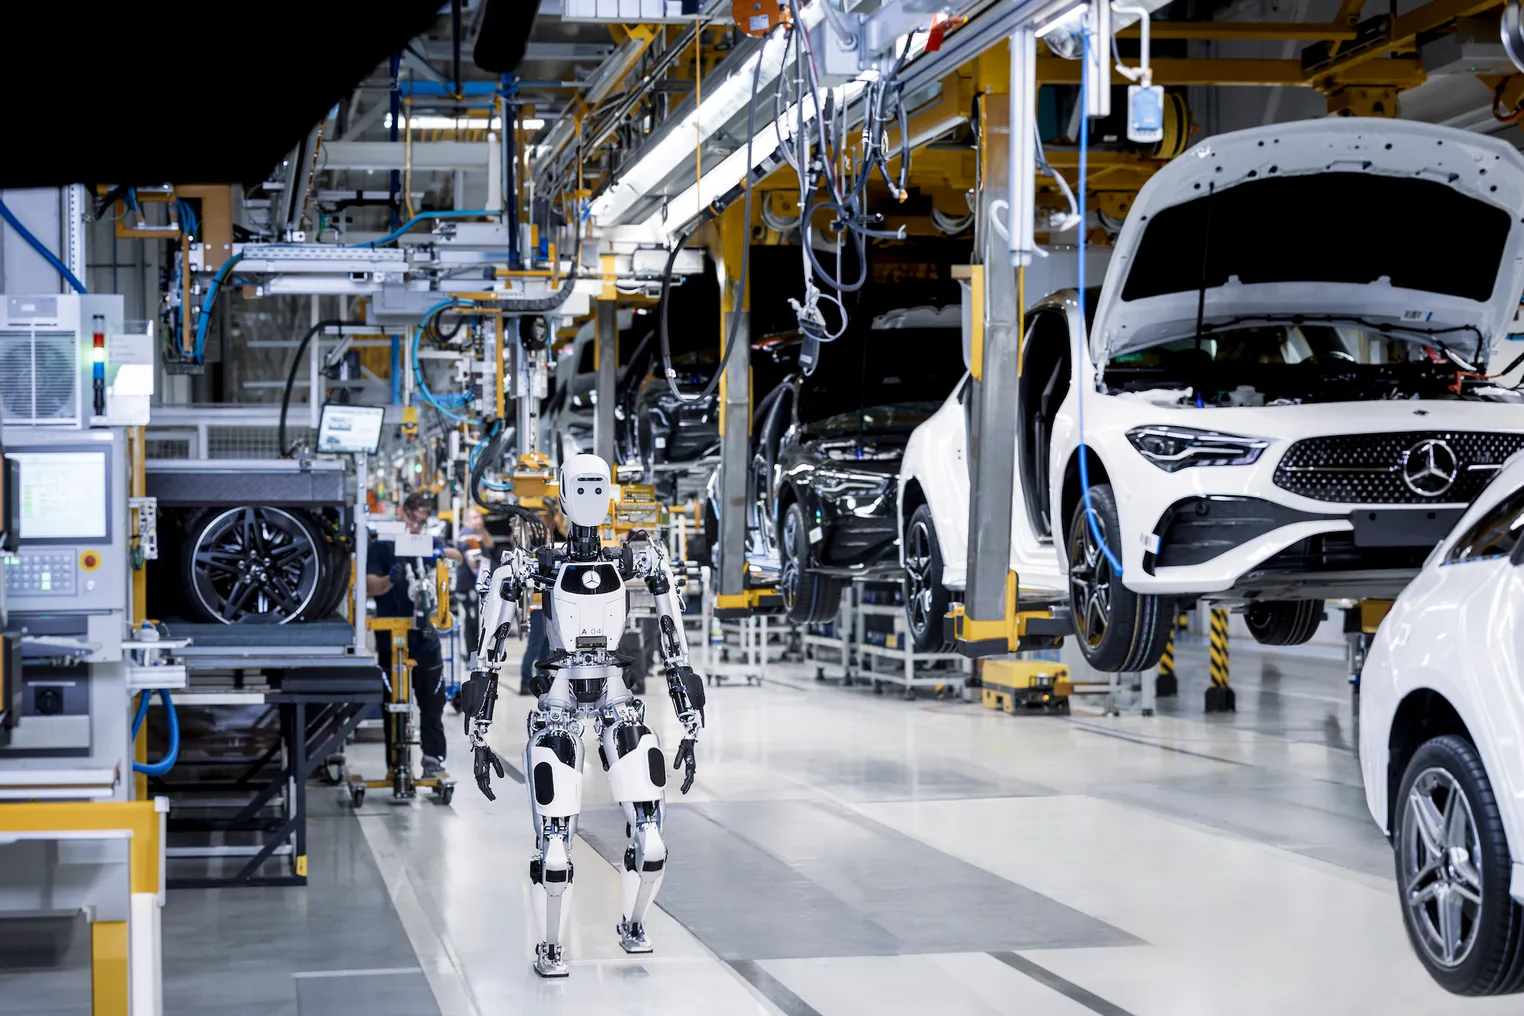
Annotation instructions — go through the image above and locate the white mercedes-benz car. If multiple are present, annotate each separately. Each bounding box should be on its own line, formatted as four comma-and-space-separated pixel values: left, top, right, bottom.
898, 117, 1524, 670
1360, 452, 1524, 996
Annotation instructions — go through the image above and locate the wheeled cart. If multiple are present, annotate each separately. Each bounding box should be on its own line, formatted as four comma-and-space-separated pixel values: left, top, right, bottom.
345, 617, 456, 807
845, 580, 972, 700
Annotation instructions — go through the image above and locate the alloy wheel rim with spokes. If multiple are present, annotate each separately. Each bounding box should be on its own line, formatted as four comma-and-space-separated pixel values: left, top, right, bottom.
1401, 766, 1484, 969
191, 506, 321, 624
905, 519, 934, 636
780, 508, 801, 611
1067, 511, 1112, 648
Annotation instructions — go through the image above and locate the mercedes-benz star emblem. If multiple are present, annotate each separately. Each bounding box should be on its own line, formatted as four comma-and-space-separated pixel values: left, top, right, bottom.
1401, 438, 1459, 497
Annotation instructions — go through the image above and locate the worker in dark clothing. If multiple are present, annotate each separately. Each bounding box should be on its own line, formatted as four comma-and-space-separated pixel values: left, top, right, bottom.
366, 492, 463, 778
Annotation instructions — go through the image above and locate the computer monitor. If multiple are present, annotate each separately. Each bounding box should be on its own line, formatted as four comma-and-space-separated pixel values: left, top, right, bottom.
318, 404, 386, 455
3, 448, 110, 542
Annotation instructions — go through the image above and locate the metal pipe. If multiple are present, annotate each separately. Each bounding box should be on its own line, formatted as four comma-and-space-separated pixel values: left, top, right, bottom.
1009, 26, 1037, 268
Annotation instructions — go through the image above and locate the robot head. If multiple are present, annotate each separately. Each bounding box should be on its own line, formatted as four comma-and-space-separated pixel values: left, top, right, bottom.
557, 453, 612, 528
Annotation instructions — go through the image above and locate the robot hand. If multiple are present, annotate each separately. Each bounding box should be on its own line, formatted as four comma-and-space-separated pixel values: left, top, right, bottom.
672, 730, 698, 795
472, 743, 506, 801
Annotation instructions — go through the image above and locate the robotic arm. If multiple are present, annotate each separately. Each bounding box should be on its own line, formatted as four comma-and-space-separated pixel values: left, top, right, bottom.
463, 547, 538, 799
626, 534, 706, 793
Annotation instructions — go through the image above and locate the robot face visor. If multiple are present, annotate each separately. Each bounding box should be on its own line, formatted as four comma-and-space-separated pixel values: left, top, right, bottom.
561, 473, 611, 526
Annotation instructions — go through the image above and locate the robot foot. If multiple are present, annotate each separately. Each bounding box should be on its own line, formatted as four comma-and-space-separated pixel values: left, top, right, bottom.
534, 942, 569, 978
617, 920, 653, 954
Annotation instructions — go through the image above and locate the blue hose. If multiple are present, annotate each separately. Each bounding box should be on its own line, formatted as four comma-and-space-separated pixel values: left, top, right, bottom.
351, 209, 495, 249
131, 689, 181, 777
191, 253, 246, 362
1076, 24, 1124, 576
411, 299, 477, 423
0, 197, 88, 294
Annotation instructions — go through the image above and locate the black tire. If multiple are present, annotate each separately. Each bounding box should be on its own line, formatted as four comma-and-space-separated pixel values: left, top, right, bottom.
181, 505, 326, 624
1394, 734, 1524, 995
903, 504, 952, 653
1065, 484, 1172, 672
779, 501, 841, 624
1244, 599, 1322, 646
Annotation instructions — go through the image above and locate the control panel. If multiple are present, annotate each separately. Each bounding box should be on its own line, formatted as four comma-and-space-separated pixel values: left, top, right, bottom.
5, 549, 80, 597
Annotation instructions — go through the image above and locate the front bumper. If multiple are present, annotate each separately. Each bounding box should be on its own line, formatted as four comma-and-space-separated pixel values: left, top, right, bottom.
1144, 496, 1460, 599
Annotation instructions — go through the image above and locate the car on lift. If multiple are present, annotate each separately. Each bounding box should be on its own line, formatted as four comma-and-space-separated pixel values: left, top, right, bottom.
615, 263, 723, 502
897, 118, 1524, 668
1359, 451, 1524, 996
712, 308, 965, 623
541, 309, 644, 468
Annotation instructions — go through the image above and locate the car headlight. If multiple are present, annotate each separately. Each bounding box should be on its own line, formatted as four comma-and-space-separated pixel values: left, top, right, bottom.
813, 467, 890, 497
1125, 426, 1268, 472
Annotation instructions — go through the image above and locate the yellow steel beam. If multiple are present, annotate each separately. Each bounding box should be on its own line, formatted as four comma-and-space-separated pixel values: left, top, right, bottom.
1036, 55, 1426, 88
1118, 22, 1361, 41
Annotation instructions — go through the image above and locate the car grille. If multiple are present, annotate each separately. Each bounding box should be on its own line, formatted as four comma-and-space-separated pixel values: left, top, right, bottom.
1273, 431, 1524, 504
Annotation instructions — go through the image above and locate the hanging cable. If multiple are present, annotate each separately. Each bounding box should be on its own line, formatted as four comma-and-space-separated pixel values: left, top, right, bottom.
191, 252, 245, 362
279, 319, 366, 457
654, 26, 772, 405
1076, 21, 1123, 576
0, 196, 88, 294
131, 689, 181, 778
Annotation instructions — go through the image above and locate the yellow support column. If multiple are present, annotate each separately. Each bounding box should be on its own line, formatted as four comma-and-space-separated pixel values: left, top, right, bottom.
91, 921, 130, 1016
1205, 607, 1235, 713
0, 799, 165, 1015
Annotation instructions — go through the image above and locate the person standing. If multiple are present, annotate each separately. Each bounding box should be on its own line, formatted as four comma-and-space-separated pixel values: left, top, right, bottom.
366, 492, 463, 778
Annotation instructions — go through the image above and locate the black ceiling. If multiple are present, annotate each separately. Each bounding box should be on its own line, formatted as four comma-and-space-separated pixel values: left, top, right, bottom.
0, 1, 538, 189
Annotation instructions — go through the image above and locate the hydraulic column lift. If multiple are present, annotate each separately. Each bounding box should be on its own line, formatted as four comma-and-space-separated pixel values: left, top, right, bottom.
946, 23, 1070, 659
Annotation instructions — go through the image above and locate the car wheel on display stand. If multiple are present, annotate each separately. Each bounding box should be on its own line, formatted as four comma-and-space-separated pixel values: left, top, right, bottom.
180, 506, 327, 624
1065, 484, 1172, 673
1394, 734, 1524, 995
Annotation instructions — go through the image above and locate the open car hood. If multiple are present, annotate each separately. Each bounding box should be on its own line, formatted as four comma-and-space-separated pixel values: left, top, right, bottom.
1091, 119, 1524, 367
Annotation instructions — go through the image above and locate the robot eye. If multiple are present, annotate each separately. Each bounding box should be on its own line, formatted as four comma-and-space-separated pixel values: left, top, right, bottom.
577, 487, 585, 494
595, 487, 603, 494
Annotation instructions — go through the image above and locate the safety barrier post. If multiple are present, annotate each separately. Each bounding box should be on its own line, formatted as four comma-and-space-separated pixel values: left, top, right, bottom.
1156, 629, 1177, 698
1204, 607, 1234, 712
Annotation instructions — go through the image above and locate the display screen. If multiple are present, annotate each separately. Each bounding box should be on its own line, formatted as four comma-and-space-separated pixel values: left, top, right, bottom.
318, 404, 386, 454
5, 450, 109, 540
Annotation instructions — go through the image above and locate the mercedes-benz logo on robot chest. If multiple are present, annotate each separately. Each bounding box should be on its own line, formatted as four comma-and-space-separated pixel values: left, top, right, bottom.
1400, 438, 1459, 497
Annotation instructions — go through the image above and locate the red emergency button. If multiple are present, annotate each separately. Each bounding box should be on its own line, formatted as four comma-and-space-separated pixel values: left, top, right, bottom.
80, 551, 101, 572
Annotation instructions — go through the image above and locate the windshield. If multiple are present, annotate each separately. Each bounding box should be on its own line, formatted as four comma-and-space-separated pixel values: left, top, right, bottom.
1105, 321, 1482, 404
796, 327, 966, 424
807, 403, 940, 436
1114, 322, 1438, 369
1121, 173, 1510, 304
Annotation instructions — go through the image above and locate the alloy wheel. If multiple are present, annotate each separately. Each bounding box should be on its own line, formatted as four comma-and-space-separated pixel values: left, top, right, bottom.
190, 506, 321, 624
1067, 511, 1112, 648
1402, 767, 1484, 969
780, 508, 801, 612
905, 519, 934, 636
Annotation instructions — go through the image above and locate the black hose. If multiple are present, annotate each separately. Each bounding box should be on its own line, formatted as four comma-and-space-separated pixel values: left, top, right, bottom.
655, 28, 770, 405
279, 319, 365, 457
470, 418, 515, 511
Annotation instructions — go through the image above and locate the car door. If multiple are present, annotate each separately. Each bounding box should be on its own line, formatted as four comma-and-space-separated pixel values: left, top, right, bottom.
1008, 307, 1071, 598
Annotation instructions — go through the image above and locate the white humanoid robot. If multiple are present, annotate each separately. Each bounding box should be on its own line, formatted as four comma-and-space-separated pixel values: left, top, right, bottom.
462, 453, 706, 978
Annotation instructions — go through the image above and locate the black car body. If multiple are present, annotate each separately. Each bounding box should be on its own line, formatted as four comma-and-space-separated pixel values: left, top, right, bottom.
614, 263, 723, 499
707, 315, 966, 622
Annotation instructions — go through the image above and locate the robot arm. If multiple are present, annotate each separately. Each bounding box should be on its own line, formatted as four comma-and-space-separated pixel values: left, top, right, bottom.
464, 547, 538, 800
627, 534, 706, 793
